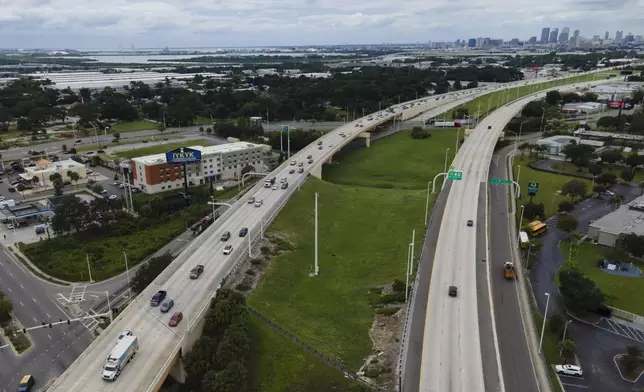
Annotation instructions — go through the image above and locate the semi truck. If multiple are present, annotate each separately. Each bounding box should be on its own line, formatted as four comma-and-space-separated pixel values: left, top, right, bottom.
504, 262, 516, 279
102, 335, 139, 381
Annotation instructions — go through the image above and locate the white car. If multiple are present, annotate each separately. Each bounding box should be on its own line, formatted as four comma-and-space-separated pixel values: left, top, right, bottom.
272, 184, 278, 190
223, 245, 233, 255
247, 196, 255, 204
108, 195, 118, 200
254, 200, 263, 207
290, 160, 296, 166
117, 330, 132, 342
555, 364, 582, 377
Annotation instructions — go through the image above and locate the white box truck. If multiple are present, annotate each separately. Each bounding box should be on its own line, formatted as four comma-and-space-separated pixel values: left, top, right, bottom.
102, 335, 138, 381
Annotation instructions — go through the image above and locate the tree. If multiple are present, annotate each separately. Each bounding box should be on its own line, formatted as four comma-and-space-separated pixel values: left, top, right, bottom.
625, 153, 644, 168
596, 116, 619, 128
130, 253, 174, 293
629, 112, 644, 134
49, 173, 64, 196
557, 214, 579, 237
0, 291, 12, 323
240, 165, 255, 177
562, 144, 595, 167
67, 170, 81, 188
618, 233, 644, 258
622, 346, 643, 374
50, 196, 89, 234
599, 149, 622, 164
558, 339, 577, 360
596, 172, 617, 187
523, 202, 545, 221
113, 132, 121, 142
588, 163, 603, 177
545, 90, 561, 105
411, 126, 430, 139
558, 268, 605, 315
620, 167, 635, 182
558, 200, 574, 213
561, 180, 587, 202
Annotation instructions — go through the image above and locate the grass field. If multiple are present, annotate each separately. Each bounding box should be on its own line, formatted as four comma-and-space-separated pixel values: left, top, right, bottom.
550, 161, 644, 183
109, 120, 158, 133
247, 317, 361, 392
559, 241, 644, 315
323, 128, 459, 189
75, 135, 185, 152
113, 139, 215, 159
513, 156, 592, 220
450, 72, 611, 120
246, 128, 454, 389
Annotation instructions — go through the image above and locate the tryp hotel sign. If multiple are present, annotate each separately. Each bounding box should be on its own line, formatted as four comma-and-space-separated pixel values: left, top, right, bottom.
165, 147, 202, 164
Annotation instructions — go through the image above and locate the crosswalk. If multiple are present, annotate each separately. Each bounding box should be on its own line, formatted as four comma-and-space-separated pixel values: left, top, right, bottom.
77, 310, 100, 331
596, 318, 644, 344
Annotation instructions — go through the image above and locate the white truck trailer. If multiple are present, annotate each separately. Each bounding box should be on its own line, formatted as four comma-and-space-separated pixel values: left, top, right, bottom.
102, 335, 139, 381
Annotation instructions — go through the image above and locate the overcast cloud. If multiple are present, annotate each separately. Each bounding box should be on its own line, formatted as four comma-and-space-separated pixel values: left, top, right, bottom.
1, 0, 643, 48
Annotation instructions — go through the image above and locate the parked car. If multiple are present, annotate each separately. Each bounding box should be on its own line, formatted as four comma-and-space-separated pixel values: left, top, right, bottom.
555, 364, 582, 377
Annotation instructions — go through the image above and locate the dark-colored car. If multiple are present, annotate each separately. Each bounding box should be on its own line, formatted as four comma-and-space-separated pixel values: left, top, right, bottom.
220, 231, 231, 241
448, 286, 458, 297
17, 375, 35, 392
160, 299, 174, 313
467, 220, 474, 227
190, 265, 204, 279
169, 312, 183, 327
239, 227, 248, 237
280, 182, 288, 189
150, 290, 167, 307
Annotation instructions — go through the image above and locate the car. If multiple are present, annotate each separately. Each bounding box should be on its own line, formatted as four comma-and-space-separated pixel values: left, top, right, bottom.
247, 196, 255, 204
487, 125, 492, 130
117, 330, 133, 342
223, 245, 233, 255
272, 184, 278, 190
17, 375, 35, 392
280, 177, 287, 183
119, 184, 126, 189
290, 160, 296, 166
112, 182, 119, 186
220, 231, 231, 241
168, 312, 183, 327
160, 299, 174, 313
308, 159, 313, 164
150, 290, 167, 307
100, 189, 108, 194
555, 364, 582, 377
298, 167, 304, 173
467, 220, 474, 227
307, 155, 312, 159
6, 224, 13, 230
109, 195, 118, 200
317, 141, 323, 145
190, 265, 204, 279
355, 124, 359, 127
289, 169, 295, 174
329, 144, 334, 147
254, 200, 263, 207
281, 182, 288, 189
604, 190, 615, 196
298, 162, 303, 167
239, 227, 248, 237
448, 286, 458, 297
318, 145, 323, 150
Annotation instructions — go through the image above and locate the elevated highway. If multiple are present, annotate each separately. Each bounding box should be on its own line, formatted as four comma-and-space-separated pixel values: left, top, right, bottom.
47, 73, 605, 392
413, 74, 620, 392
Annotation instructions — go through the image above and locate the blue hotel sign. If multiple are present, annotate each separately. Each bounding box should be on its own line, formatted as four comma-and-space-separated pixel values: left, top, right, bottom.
165, 147, 201, 164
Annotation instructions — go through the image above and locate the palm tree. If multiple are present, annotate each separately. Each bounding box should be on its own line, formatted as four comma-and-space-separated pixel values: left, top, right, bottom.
67, 170, 80, 189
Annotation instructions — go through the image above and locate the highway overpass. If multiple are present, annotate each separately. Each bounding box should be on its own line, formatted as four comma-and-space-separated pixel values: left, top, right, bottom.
46, 72, 610, 392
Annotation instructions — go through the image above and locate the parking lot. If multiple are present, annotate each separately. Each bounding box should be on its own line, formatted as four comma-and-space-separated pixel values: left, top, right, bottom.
557, 372, 590, 390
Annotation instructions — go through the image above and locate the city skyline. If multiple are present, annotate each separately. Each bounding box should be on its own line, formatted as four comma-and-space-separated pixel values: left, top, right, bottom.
1, 0, 643, 48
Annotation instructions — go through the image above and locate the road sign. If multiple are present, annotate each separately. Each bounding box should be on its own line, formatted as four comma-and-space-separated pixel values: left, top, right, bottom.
280, 125, 290, 132
447, 170, 463, 181
528, 181, 539, 196
490, 178, 512, 185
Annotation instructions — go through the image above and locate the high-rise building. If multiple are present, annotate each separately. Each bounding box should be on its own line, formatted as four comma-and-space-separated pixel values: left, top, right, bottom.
559, 27, 570, 43
605, 31, 609, 40
528, 36, 537, 44
616, 30, 624, 42
467, 38, 476, 48
573, 30, 580, 39
549, 28, 559, 43
540, 27, 550, 44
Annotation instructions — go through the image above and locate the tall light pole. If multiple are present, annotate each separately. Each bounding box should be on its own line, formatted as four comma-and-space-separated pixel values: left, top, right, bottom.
442, 148, 450, 191
123, 252, 132, 299
559, 320, 573, 356
424, 181, 432, 226
516, 165, 521, 195
519, 205, 525, 231
405, 243, 412, 301
314, 192, 319, 276
410, 229, 416, 274
539, 106, 547, 133
86, 254, 94, 283
455, 128, 460, 153
538, 293, 551, 354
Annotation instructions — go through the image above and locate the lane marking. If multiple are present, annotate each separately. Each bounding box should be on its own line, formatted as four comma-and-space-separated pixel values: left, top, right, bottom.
32, 298, 36, 303
19, 284, 24, 289
561, 382, 588, 389
19, 301, 24, 307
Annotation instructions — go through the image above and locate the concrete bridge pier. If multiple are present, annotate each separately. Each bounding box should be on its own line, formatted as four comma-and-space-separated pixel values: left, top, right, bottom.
358, 132, 371, 147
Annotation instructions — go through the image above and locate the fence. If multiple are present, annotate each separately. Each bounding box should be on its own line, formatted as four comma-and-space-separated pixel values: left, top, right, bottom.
246, 306, 384, 392
608, 306, 644, 324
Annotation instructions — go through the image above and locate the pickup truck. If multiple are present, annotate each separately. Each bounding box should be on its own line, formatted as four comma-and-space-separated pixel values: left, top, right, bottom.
190, 265, 204, 279
150, 290, 167, 307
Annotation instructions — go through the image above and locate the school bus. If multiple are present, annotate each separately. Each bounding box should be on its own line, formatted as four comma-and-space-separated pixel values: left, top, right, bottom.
519, 231, 530, 248
527, 220, 547, 237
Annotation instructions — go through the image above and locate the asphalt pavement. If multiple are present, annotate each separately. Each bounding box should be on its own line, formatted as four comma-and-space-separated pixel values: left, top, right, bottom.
489, 145, 540, 392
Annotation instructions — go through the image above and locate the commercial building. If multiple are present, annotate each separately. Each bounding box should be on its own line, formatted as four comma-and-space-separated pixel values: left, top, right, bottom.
588, 196, 644, 247
130, 142, 270, 194
18, 159, 86, 188
536, 135, 603, 155
541, 27, 551, 44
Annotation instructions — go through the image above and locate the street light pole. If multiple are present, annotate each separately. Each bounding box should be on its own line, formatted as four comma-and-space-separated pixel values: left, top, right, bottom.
424, 181, 432, 226
314, 192, 319, 276
559, 320, 573, 356
86, 254, 93, 283
123, 252, 131, 299
442, 148, 450, 191
538, 293, 551, 354
519, 205, 525, 232
405, 243, 412, 301
516, 165, 521, 196
410, 229, 416, 274
455, 128, 460, 153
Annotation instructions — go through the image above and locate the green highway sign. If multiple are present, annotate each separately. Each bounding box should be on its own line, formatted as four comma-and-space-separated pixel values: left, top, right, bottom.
490, 178, 512, 185
528, 181, 539, 196
447, 169, 463, 181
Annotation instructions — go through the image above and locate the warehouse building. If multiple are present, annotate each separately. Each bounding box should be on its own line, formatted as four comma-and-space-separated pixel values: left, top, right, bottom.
130, 142, 270, 194
588, 196, 644, 247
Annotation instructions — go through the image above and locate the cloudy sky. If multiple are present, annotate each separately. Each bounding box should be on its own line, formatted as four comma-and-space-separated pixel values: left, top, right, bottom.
1, 0, 643, 49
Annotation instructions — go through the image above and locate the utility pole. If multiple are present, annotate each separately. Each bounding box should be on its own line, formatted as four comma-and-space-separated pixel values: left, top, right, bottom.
410, 229, 416, 274
86, 254, 93, 283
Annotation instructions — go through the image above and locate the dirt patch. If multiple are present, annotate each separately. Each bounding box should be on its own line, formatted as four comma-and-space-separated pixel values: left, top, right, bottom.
226, 231, 294, 294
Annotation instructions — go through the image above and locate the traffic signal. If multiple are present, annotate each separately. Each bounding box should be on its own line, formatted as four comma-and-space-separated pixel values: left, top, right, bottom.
49, 323, 52, 328
67, 319, 71, 325
22, 328, 26, 333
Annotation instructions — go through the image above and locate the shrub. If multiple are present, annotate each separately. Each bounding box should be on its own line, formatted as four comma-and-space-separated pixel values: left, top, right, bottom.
392, 279, 406, 293
375, 307, 401, 316
250, 258, 263, 266
245, 269, 255, 276
235, 283, 251, 291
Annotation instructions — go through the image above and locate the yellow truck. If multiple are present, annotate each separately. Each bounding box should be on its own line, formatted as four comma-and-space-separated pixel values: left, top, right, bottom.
504, 262, 516, 279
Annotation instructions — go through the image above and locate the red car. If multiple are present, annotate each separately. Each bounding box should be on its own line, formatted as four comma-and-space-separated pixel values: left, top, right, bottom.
168, 312, 183, 327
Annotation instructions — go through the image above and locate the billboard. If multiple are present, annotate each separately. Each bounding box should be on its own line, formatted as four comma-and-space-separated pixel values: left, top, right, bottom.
607, 101, 624, 109
165, 147, 201, 164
